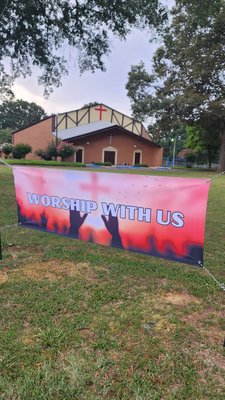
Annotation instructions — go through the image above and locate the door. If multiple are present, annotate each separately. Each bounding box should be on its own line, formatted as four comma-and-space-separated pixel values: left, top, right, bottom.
104, 151, 115, 165
76, 149, 83, 163
134, 152, 141, 164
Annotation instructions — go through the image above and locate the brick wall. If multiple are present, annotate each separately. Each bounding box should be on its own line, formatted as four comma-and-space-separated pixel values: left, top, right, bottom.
12, 122, 163, 166
68, 129, 163, 167
12, 117, 55, 160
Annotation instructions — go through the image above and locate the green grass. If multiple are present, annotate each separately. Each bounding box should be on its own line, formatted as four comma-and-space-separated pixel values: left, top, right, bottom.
2, 159, 86, 167
0, 166, 225, 399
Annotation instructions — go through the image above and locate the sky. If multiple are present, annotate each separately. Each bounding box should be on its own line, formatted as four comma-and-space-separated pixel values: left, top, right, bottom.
12, 29, 158, 118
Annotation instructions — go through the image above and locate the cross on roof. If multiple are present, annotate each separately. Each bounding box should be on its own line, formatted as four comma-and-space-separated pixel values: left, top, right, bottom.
95, 105, 107, 120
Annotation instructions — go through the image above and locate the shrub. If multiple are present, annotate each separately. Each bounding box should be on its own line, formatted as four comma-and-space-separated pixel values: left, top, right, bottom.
35, 148, 43, 157
35, 141, 58, 160
35, 148, 52, 160
134, 163, 149, 167
46, 140, 58, 159
2, 143, 13, 158
36, 141, 75, 161
12, 143, 32, 159
56, 142, 75, 159
93, 161, 112, 166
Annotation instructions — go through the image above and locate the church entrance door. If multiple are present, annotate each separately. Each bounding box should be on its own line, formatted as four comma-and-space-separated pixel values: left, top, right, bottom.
75, 148, 83, 163
134, 151, 141, 164
104, 151, 115, 165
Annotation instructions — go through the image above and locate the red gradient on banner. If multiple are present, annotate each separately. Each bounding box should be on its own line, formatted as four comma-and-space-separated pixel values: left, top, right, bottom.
13, 167, 211, 266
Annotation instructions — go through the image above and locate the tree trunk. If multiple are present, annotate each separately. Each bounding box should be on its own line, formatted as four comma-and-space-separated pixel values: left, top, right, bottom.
219, 131, 225, 172
207, 145, 212, 170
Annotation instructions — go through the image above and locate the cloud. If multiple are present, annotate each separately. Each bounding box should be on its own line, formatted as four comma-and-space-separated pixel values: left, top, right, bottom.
12, 30, 158, 117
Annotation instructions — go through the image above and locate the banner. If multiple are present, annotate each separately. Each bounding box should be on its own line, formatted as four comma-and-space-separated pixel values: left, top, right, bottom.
13, 167, 211, 266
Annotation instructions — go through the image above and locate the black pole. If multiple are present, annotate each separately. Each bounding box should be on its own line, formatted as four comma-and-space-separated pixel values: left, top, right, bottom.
56, 114, 58, 145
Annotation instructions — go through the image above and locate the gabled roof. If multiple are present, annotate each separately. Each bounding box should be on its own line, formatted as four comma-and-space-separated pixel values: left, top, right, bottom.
55, 122, 161, 148
12, 116, 52, 135
54, 103, 152, 141
54, 121, 116, 140
12, 104, 156, 146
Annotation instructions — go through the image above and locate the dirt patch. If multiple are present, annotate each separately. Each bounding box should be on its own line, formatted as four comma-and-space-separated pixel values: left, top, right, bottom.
17, 260, 103, 282
0, 270, 8, 284
103, 300, 124, 310
21, 324, 38, 346
157, 278, 168, 287
162, 291, 200, 306
198, 348, 225, 370
141, 290, 200, 309
109, 349, 127, 362
181, 309, 225, 348
1, 260, 108, 284
140, 291, 201, 342
78, 328, 96, 340
195, 348, 225, 392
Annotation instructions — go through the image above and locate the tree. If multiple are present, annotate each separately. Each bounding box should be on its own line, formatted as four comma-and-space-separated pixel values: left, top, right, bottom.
0, 1, 167, 98
148, 124, 187, 159
0, 65, 14, 102
0, 128, 12, 144
126, 0, 225, 170
126, 62, 156, 124
0, 100, 47, 131
178, 148, 197, 168
186, 126, 220, 169
82, 102, 99, 108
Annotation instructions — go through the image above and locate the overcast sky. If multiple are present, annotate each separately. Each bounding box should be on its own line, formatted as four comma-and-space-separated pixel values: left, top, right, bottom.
12, 29, 158, 118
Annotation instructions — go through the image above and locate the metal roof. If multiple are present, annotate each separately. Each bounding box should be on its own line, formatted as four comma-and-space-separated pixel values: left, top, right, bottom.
53, 120, 116, 140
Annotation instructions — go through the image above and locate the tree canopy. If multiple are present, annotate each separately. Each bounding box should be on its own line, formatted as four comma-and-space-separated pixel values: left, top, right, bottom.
126, 0, 225, 170
0, 99, 47, 131
82, 101, 99, 108
0, 127, 12, 144
0, 0, 167, 98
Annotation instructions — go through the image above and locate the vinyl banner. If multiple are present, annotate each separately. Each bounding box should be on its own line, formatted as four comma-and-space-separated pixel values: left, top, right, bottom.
13, 167, 211, 266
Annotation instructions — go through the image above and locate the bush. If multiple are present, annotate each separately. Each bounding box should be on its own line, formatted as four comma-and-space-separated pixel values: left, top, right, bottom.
2, 143, 13, 157
56, 142, 75, 159
35, 148, 52, 160
36, 141, 75, 161
35, 141, 58, 160
103, 161, 112, 166
12, 143, 32, 159
46, 141, 58, 159
93, 161, 112, 166
134, 163, 149, 167
35, 148, 44, 157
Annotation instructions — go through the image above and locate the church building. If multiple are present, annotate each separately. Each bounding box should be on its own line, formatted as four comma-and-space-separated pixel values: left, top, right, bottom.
12, 104, 163, 166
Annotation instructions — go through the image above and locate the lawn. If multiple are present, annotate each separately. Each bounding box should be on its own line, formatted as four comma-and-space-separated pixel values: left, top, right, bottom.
0, 165, 225, 400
